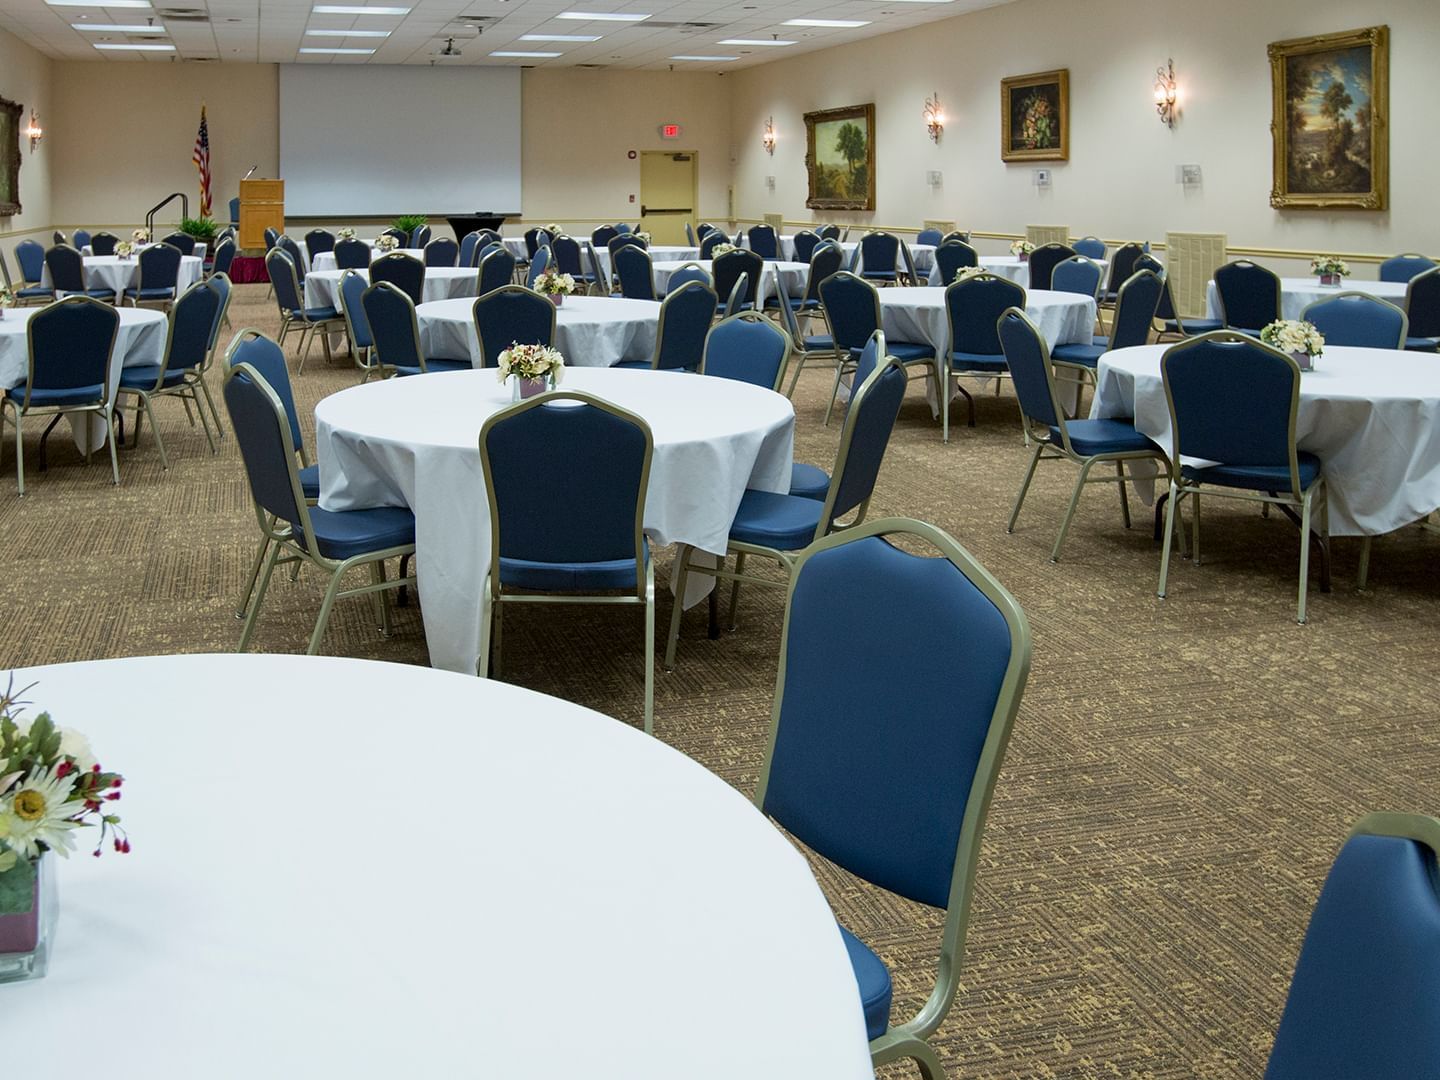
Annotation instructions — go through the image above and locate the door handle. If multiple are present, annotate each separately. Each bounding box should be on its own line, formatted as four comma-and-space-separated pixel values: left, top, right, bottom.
640, 207, 692, 214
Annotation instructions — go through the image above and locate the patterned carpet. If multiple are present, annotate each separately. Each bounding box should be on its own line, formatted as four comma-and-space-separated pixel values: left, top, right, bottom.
3, 283, 1438, 1077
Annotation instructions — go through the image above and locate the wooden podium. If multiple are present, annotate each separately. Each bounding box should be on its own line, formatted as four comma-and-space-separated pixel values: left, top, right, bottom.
239, 179, 284, 249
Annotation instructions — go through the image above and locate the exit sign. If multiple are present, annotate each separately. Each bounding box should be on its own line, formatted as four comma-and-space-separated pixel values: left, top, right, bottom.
659, 124, 682, 139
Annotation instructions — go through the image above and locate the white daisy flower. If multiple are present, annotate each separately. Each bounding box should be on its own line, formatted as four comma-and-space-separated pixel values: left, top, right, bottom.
3, 765, 81, 860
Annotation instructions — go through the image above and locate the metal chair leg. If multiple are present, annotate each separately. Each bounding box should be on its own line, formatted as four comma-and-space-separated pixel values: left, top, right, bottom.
1051, 459, 1093, 563
238, 542, 282, 651
307, 567, 348, 655
642, 566, 655, 737
1296, 490, 1314, 624
1158, 482, 1181, 600
235, 535, 270, 619
1357, 535, 1372, 591
665, 545, 694, 671
1006, 442, 1045, 533
1115, 460, 1131, 528
105, 409, 121, 485
728, 551, 747, 631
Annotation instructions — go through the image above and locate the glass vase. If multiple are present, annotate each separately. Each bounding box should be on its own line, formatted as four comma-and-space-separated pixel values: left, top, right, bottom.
548, 292, 565, 307
1290, 350, 1315, 372
0, 855, 58, 984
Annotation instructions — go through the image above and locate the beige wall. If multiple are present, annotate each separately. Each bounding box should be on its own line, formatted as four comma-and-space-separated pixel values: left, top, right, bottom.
728, 0, 1438, 265
0, 26, 53, 239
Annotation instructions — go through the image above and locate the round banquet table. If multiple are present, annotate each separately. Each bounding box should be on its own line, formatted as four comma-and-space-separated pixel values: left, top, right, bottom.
0, 305, 167, 451
928, 255, 1110, 289
651, 259, 808, 308
594, 245, 699, 280
742, 236, 935, 277
417, 295, 660, 369
82, 241, 208, 263
316, 367, 795, 673
310, 247, 427, 272
879, 285, 1096, 358
1204, 277, 1410, 322
2, 653, 872, 1080
41, 255, 204, 297
1090, 344, 1440, 536
304, 266, 478, 309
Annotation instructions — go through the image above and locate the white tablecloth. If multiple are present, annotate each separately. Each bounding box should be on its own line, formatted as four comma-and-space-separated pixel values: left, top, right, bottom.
595, 245, 700, 281
651, 259, 808, 309
502, 237, 529, 261
310, 247, 427, 273
4, 653, 871, 1080
81, 242, 207, 262
743, 236, 935, 277
928, 256, 1112, 289
417, 295, 659, 369
0, 305, 168, 450
304, 267, 479, 310
316, 367, 795, 673
1204, 277, 1411, 322
879, 286, 1095, 357
41, 255, 203, 297
1090, 344, 1440, 536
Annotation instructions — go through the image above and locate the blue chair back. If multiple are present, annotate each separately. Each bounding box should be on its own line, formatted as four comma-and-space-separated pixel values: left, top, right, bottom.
473, 286, 556, 369
759, 518, 1027, 910
223, 362, 306, 529
1073, 236, 1106, 259
997, 308, 1065, 431
1110, 269, 1164, 348
137, 242, 182, 292
165, 281, 220, 373
615, 223, 633, 234
362, 281, 425, 372
1379, 254, 1436, 284
266, 249, 306, 314
228, 197, 241, 228
73, 230, 92, 251
592, 225, 619, 249
479, 248, 518, 297
1214, 260, 1281, 332
827, 357, 907, 524
333, 239, 370, 270
934, 241, 979, 284
526, 247, 551, 290
371, 253, 425, 306
1105, 242, 1146, 297
1408, 268, 1440, 339
15, 239, 44, 283
1026, 243, 1075, 291
381, 227, 409, 246
277, 235, 304, 272
89, 233, 118, 258
699, 231, 731, 259
614, 245, 655, 301
481, 393, 650, 582
916, 228, 943, 247
161, 232, 196, 256
226, 332, 305, 453
1303, 293, 1407, 349
551, 235, 585, 278
747, 225, 779, 260
859, 232, 899, 276
792, 230, 820, 264
305, 229, 335, 262
685, 221, 698, 246
263, 228, 279, 250
523, 228, 546, 259
45, 246, 89, 293
949, 274, 1026, 358
667, 263, 712, 292
338, 270, 373, 351
1265, 816, 1440, 1080
409, 225, 431, 249
817, 224, 841, 241
1051, 256, 1103, 300
803, 242, 844, 303
608, 234, 647, 256
211, 239, 236, 278
424, 238, 459, 268
25, 297, 119, 403
702, 312, 789, 390
206, 272, 233, 354
819, 271, 880, 353
713, 248, 763, 307
652, 280, 715, 371
458, 232, 482, 268
1162, 333, 1301, 477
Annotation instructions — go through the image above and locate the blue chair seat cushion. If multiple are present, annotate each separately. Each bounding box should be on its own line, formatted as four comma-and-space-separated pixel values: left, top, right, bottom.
288, 306, 340, 321
16, 287, 53, 299
801, 335, 834, 352
1182, 451, 1322, 493
611, 359, 654, 370
949, 350, 1008, 373
298, 463, 320, 501
852, 340, 933, 363
1051, 342, 1108, 367
295, 505, 416, 561
789, 462, 830, 500
728, 488, 824, 551
1405, 336, 1439, 352
861, 269, 898, 280
118, 364, 189, 390
499, 543, 648, 592
839, 923, 892, 1040
1166, 317, 1223, 334
60, 289, 116, 300
1050, 418, 1162, 457
124, 286, 176, 299
5, 382, 105, 407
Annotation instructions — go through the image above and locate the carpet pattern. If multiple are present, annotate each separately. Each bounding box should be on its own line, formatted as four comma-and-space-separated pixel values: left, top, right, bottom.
2, 284, 1437, 1077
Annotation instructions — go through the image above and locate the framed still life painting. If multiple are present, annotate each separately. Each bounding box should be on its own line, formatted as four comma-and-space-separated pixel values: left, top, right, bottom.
0, 97, 21, 217
1269, 25, 1388, 210
1000, 69, 1069, 162
804, 103, 875, 211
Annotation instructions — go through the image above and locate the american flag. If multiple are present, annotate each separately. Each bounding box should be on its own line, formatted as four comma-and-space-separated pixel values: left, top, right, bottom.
192, 105, 212, 218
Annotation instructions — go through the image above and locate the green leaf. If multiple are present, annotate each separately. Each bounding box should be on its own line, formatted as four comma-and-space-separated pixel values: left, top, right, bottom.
0, 857, 35, 915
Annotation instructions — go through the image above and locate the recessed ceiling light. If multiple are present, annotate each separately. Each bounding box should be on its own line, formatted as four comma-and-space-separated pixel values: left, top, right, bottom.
490, 50, 562, 57
49, 0, 151, 6
556, 11, 649, 21
519, 33, 602, 41
298, 46, 376, 53
72, 22, 160, 30
94, 41, 173, 49
717, 38, 796, 45
311, 5, 409, 14
782, 17, 870, 26
305, 28, 391, 36
668, 54, 738, 61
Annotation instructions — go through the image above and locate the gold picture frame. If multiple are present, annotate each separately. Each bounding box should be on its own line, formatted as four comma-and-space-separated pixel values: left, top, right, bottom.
1000, 69, 1069, 162
1269, 25, 1388, 210
0, 96, 22, 217
804, 103, 875, 211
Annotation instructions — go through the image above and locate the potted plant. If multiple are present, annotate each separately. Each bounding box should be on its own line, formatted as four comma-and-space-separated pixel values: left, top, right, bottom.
178, 216, 218, 244
1010, 240, 1036, 262
391, 214, 428, 240
533, 269, 577, 306
1309, 255, 1351, 287
497, 342, 565, 399
1261, 319, 1325, 372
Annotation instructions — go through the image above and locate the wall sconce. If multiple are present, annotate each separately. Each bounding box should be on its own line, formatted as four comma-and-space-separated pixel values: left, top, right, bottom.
1153, 59, 1178, 128
762, 116, 776, 156
24, 110, 43, 152
923, 91, 944, 143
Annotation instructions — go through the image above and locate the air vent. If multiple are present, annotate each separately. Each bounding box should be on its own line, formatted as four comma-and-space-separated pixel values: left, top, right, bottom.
134, 34, 170, 41
156, 8, 210, 21
186, 56, 216, 62
453, 15, 497, 23
576, 63, 607, 68
642, 20, 720, 29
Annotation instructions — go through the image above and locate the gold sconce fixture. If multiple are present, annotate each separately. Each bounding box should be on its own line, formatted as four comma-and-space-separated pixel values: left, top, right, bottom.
923, 91, 943, 143
24, 110, 43, 152
1154, 59, 1178, 128
762, 115, 776, 155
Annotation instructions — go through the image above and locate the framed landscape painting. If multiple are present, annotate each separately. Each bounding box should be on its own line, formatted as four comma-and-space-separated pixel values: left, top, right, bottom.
0, 97, 21, 217
1269, 25, 1388, 210
804, 103, 875, 211
1001, 69, 1069, 162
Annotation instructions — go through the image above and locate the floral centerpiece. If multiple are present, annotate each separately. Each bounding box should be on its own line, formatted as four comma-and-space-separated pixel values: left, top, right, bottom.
131, 229, 149, 245
1261, 319, 1325, 372
534, 269, 577, 306
375, 234, 400, 253
953, 266, 989, 284
1310, 255, 1350, 287
1, 680, 128, 983
0, 286, 12, 321
114, 241, 135, 259
635, 231, 652, 245
1010, 240, 1036, 261
544, 223, 562, 237
336, 227, 357, 242
711, 242, 738, 259
497, 342, 565, 399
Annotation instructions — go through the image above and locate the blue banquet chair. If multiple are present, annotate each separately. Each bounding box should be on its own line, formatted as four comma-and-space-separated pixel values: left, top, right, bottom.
409, 224, 432, 249
666, 262, 712, 293
712, 248, 763, 315
304, 229, 335, 263
87, 232, 118, 258
1378, 253, 1436, 284
362, 282, 470, 378
1073, 235, 1106, 259
774, 275, 838, 400
424, 237, 459, 268
159, 232, 195, 256
700, 311, 790, 391
124, 242, 183, 308
458, 232, 482, 269
591, 225, 619, 249
1102, 242, 1146, 305
1050, 255, 1104, 302
479, 247, 518, 297
858, 231, 901, 285
333, 238, 370, 270
209, 237, 237, 283
338, 270, 382, 382
943, 272, 1025, 438
46, 245, 115, 302
1213, 260, 1281, 334
614, 244, 656, 301
787, 331, 886, 502
615, 279, 715, 372
791, 230, 820, 264
819, 270, 936, 427
1302, 293, 1408, 349
699, 231, 731, 259
551, 235, 596, 294
266, 248, 345, 371
72, 229, 92, 251
472, 285, 557, 369
746, 224, 780, 261
1404, 267, 1440, 352
370, 252, 426, 306
915, 227, 944, 247
933, 240, 979, 285
525, 246, 551, 291
1025, 243, 1075, 291
1050, 268, 1163, 403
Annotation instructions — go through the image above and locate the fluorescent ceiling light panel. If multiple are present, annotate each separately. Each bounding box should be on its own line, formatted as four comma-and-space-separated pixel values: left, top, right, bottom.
48, 0, 151, 7
668, 54, 738, 61
305, 28, 391, 36
556, 11, 649, 21
717, 38, 796, 45
519, 33, 602, 41
782, 17, 870, 26
311, 5, 410, 14
489, 50, 562, 57
298, 46, 376, 53
94, 41, 173, 49
72, 22, 160, 30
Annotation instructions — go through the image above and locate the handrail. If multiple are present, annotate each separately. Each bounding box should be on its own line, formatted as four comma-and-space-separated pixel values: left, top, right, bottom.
145, 192, 189, 238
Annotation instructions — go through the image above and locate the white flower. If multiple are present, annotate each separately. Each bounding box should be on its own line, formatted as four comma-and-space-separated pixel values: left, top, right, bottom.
57, 727, 96, 772
953, 267, 987, 283
711, 243, 737, 258
1010, 240, 1035, 256
337, 228, 356, 241
2, 765, 81, 860
1261, 319, 1324, 357
132, 229, 149, 243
